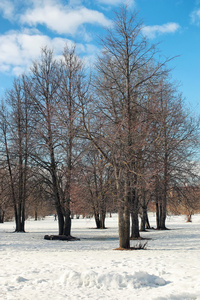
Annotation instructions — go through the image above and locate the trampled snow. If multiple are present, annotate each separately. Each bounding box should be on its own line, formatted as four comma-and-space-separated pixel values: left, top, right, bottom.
0, 213, 200, 299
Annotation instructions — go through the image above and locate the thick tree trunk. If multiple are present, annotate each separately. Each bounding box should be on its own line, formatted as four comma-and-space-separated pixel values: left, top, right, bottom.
94, 209, 106, 229
57, 208, 64, 235
56, 194, 72, 236
131, 210, 140, 237
15, 207, 25, 232
159, 204, 167, 229
94, 212, 101, 229
156, 198, 167, 230
115, 169, 130, 249
15, 203, 26, 232
52, 188, 72, 237
63, 207, 71, 236
118, 204, 130, 249
100, 209, 106, 229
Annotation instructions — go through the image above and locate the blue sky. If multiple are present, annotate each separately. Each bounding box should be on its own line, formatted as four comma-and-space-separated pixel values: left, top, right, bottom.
0, 0, 200, 114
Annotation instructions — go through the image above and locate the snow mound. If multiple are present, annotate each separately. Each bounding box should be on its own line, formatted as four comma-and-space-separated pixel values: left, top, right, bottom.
60, 270, 166, 289
155, 292, 200, 300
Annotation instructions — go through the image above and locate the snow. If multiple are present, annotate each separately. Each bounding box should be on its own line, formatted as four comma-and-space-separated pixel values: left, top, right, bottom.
1, 213, 200, 300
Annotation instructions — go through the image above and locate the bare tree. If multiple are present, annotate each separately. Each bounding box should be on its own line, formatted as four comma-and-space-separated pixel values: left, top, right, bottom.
81, 6, 168, 248
25, 47, 69, 235
79, 148, 113, 228
0, 77, 29, 231
149, 78, 199, 229
54, 45, 87, 235
26, 46, 88, 237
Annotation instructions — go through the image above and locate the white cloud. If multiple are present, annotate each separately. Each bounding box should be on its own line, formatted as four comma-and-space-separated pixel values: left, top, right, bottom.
0, 0, 112, 38
142, 22, 180, 39
0, 31, 70, 76
0, 64, 10, 73
190, 9, 200, 25
0, 0, 110, 77
0, 30, 99, 76
0, 0, 15, 20
20, 2, 112, 35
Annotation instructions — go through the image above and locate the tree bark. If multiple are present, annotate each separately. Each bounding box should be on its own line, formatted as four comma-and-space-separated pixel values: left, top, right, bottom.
118, 203, 130, 249
0, 208, 5, 223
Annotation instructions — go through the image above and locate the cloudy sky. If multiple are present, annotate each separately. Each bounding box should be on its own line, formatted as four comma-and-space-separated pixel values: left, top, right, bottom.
0, 0, 200, 113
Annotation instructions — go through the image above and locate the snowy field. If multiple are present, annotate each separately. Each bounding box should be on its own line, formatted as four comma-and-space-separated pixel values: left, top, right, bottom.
1, 213, 200, 300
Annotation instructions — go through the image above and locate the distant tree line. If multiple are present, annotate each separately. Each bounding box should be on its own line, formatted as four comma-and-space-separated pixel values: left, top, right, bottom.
0, 6, 199, 249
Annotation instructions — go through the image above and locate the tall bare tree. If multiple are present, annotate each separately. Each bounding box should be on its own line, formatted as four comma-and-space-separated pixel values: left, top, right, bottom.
26, 46, 88, 237
54, 45, 87, 235
26, 47, 67, 234
81, 6, 168, 248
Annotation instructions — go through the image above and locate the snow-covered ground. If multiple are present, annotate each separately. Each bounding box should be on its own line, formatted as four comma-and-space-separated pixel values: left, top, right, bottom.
0, 213, 200, 300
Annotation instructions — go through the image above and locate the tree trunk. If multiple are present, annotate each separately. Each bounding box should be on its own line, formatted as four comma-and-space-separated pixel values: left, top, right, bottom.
118, 203, 130, 249
35, 210, 38, 221
100, 209, 106, 229
115, 168, 130, 249
131, 210, 140, 237
63, 207, 71, 236
186, 214, 192, 222
57, 207, 64, 235
156, 192, 160, 229
140, 189, 150, 231
156, 197, 167, 230
131, 189, 140, 238
4, 128, 20, 231
159, 195, 167, 229
159, 112, 168, 231
140, 208, 146, 231
94, 208, 106, 229
0, 208, 5, 223
15, 206, 25, 232
159, 205, 167, 229
94, 212, 101, 229
145, 213, 151, 229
